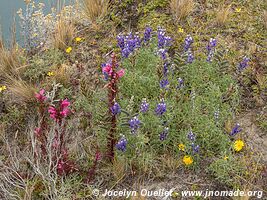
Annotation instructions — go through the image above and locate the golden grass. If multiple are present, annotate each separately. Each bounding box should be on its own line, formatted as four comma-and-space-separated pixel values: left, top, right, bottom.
263, 10, 267, 29
6, 78, 36, 102
52, 64, 72, 86
170, 0, 194, 21
81, 0, 109, 23
53, 16, 75, 50
215, 5, 231, 26
0, 40, 21, 78
112, 157, 126, 182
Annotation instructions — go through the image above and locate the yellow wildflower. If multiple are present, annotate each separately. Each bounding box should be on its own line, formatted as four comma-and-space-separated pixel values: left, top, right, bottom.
0, 85, 7, 92
224, 155, 229, 160
178, 143, 185, 151
235, 8, 241, 13
234, 139, 245, 152
47, 71, 55, 76
65, 47, 72, 53
75, 37, 82, 43
171, 191, 179, 198
183, 155, 193, 165
178, 27, 184, 33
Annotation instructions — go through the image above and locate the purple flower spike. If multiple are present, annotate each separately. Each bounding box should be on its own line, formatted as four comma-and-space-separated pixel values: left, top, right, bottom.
188, 131, 196, 141
177, 78, 184, 89
144, 27, 152, 43
155, 99, 167, 116
192, 143, 200, 153
184, 35, 193, 52
129, 116, 141, 134
238, 56, 250, 71
117, 34, 125, 49
187, 51, 194, 63
230, 123, 242, 136
140, 99, 149, 113
160, 79, 169, 89
111, 102, 121, 116
207, 38, 217, 62
163, 62, 169, 76
116, 136, 127, 152
158, 48, 167, 60
160, 127, 169, 141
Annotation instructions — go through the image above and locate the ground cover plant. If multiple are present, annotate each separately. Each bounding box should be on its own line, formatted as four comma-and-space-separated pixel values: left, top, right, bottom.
0, 0, 266, 199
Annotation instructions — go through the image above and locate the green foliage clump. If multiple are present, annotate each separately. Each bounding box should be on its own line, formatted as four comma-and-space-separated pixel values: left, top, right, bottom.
208, 156, 245, 187
23, 49, 65, 82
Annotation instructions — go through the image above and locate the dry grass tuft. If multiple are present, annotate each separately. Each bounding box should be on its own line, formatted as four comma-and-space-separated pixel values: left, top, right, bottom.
170, 0, 194, 21
52, 64, 72, 86
263, 10, 267, 29
6, 78, 36, 102
0, 40, 21, 78
215, 5, 231, 26
112, 157, 126, 181
81, 0, 109, 23
53, 17, 75, 50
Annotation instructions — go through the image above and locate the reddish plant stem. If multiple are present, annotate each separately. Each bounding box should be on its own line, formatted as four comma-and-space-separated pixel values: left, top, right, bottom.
107, 53, 118, 162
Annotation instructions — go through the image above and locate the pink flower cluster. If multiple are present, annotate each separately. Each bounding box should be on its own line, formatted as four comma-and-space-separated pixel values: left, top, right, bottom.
102, 63, 125, 78
35, 89, 47, 102
48, 99, 71, 121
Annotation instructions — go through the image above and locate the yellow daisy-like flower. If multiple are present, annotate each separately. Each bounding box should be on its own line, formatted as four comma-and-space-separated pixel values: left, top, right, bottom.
47, 71, 55, 77
235, 8, 241, 13
65, 47, 72, 54
178, 27, 184, 33
234, 139, 245, 152
75, 37, 82, 43
224, 155, 229, 160
178, 143, 185, 151
0, 85, 7, 92
183, 155, 193, 165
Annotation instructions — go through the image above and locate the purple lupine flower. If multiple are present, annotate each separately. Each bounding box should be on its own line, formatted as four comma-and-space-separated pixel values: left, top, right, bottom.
187, 51, 194, 63
163, 62, 169, 76
129, 116, 141, 134
157, 27, 166, 48
116, 136, 127, 152
207, 38, 217, 62
191, 143, 200, 153
160, 78, 169, 89
111, 102, 121, 115
155, 99, 167, 116
119, 32, 141, 58
159, 127, 169, 141
157, 27, 172, 49
134, 34, 141, 48
117, 34, 125, 49
158, 48, 167, 60
238, 57, 250, 71
177, 77, 184, 89
188, 131, 196, 141
230, 123, 242, 136
122, 48, 130, 58
140, 99, 149, 113
184, 35, 193, 52
144, 26, 152, 43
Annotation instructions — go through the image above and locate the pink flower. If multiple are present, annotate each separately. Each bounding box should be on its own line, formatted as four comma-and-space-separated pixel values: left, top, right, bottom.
48, 106, 57, 120
48, 99, 71, 121
117, 69, 125, 78
61, 99, 71, 108
102, 64, 112, 75
60, 109, 70, 117
35, 89, 46, 102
